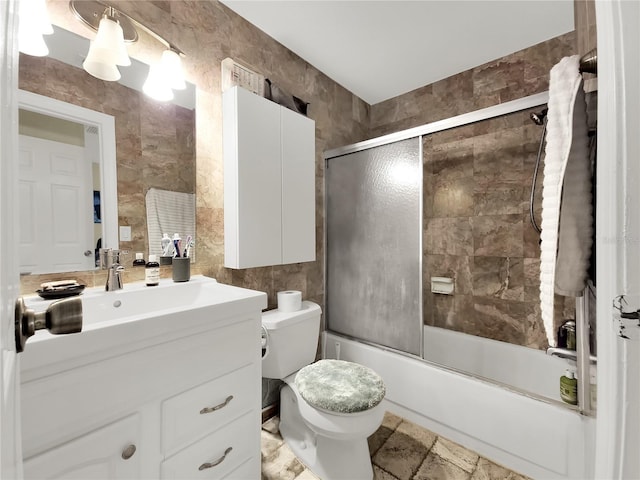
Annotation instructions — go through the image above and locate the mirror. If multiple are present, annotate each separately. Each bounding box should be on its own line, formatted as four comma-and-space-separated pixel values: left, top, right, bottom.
18, 25, 196, 279
18, 90, 118, 274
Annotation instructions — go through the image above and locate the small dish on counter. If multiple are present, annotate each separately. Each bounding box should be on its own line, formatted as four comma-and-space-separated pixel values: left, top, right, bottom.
36, 284, 85, 300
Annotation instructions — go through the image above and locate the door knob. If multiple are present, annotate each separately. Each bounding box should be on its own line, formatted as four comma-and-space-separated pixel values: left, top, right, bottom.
84, 250, 92, 257
121, 444, 136, 460
15, 297, 82, 352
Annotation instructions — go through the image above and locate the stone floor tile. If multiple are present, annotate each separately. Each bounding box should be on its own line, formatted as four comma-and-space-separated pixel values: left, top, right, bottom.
262, 414, 528, 480
374, 465, 401, 479
261, 443, 306, 480
414, 451, 472, 480
471, 458, 530, 480
431, 437, 479, 473
373, 429, 430, 480
262, 415, 281, 435
396, 420, 438, 450
261, 429, 284, 458
381, 411, 404, 430
369, 424, 396, 457
294, 468, 321, 479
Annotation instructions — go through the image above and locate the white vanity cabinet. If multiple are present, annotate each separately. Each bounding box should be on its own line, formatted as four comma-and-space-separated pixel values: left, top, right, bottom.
223, 85, 316, 269
20, 277, 267, 480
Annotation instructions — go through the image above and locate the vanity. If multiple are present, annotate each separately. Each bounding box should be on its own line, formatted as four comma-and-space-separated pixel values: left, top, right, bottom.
19, 276, 267, 479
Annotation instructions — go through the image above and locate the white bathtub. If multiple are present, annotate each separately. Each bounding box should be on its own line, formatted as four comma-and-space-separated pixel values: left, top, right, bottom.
423, 325, 570, 402
324, 331, 595, 480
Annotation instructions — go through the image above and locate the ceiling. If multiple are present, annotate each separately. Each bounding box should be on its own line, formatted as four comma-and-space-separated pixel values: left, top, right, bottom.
221, 1, 575, 105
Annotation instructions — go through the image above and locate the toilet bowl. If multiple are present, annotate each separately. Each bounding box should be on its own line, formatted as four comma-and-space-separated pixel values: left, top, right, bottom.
262, 302, 386, 480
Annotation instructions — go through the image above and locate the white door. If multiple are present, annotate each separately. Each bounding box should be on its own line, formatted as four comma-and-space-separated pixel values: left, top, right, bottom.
1, 0, 23, 478
18, 135, 94, 274
594, 1, 640, 478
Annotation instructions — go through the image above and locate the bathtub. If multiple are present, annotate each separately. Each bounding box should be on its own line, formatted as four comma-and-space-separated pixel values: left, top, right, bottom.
423, 325, 570, 402
324, 331, 595, 480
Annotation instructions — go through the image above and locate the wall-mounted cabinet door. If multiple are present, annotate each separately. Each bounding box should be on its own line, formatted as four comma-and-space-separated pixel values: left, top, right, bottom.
223, 86, 315, 269
281, 106, 315, 264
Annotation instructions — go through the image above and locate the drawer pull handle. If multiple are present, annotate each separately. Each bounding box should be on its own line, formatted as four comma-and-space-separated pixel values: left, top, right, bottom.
198, 447, 232, 470
121, 444, 136, 460
200, 395, 233, 414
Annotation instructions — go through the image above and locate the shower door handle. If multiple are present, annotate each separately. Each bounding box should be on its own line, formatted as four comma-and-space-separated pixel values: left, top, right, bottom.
546, 347, 597, 363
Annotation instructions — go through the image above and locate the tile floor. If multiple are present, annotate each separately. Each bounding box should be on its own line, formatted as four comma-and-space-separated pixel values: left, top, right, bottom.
261, 412, 530, 480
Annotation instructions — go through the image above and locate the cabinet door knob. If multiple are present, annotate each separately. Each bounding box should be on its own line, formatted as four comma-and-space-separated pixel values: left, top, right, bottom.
199, 447, 232, 470
121, 444, 136, 460
200, 395, 233, 414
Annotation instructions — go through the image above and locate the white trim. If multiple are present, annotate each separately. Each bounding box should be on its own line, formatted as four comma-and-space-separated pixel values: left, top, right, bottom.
1, 0, 22, 477
17, 89, 119, 251
324, 91, 549, 159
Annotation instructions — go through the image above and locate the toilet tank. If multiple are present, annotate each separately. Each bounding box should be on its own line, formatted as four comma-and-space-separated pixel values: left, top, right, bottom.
262, 301, 321, 379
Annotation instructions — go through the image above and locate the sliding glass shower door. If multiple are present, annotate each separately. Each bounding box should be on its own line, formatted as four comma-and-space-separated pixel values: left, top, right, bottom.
326, 138, 422, 356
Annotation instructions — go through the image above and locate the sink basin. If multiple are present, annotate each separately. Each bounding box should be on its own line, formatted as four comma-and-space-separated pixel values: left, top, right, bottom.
77, 275, 262, 326
21, 275, 267, 382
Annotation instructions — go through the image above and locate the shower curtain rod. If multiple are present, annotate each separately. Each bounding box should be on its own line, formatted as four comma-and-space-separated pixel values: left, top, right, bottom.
579, 48, 597, 74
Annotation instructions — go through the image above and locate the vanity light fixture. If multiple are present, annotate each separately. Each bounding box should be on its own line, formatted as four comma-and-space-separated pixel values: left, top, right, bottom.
70, 0, 186, 101
81, 6, 131, 81
18, 0, 54, 57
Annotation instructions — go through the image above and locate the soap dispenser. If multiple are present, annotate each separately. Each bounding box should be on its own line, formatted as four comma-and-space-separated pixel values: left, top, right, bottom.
560, 369, 578, 405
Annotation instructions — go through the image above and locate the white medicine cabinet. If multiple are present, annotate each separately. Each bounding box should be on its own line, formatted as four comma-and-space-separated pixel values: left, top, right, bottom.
223, 86, 316, 269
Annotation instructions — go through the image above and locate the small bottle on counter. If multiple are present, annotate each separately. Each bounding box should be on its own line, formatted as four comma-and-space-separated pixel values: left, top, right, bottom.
560, 369, 578, 405
145, 254, 160, 286
133, 252, 146, 267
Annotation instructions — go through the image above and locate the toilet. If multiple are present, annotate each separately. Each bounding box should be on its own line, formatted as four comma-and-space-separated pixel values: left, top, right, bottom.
262, 301, 386, 480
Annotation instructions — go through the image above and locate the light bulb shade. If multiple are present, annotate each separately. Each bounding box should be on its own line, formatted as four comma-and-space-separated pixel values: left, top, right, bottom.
19, 30, 49, 57
83, 42, 121, 81
18, 0, 52, 56
161, 50, 186, 90
93, 16, 130, 67
34, 0, 54, 35
143, 64, 174, 102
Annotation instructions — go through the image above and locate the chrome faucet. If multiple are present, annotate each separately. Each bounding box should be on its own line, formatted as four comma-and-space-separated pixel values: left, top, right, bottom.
100, 248, 125, 291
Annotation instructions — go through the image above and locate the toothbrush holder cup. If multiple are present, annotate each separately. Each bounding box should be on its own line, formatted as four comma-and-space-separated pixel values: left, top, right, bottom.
172, 257, 191, 282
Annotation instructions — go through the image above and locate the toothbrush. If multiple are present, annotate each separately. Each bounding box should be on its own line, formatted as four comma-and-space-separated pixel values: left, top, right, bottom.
183, 235, 192, 257
173, 239, 181, 258
185, 239, 194, 258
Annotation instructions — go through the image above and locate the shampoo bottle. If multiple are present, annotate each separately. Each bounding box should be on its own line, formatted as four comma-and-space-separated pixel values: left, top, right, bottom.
560, 369, 578, 405
145, 254, 160, 286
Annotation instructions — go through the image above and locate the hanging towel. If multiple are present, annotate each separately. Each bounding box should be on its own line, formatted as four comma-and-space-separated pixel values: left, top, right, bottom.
539, 55, 592, 347
145, 188, 195, 259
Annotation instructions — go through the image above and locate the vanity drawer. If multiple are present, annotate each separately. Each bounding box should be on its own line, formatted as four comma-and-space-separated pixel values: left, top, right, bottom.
161, 412, 257, 479
162, 363, 257, 455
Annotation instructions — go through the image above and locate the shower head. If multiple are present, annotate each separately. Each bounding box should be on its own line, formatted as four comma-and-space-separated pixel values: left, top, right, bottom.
530, 108, 548, 126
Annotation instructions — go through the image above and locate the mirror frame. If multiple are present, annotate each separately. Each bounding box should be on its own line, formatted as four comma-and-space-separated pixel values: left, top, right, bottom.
18, 89, 119, 258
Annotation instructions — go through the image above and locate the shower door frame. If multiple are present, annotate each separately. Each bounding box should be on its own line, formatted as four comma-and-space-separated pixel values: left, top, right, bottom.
323, 91, 557, 370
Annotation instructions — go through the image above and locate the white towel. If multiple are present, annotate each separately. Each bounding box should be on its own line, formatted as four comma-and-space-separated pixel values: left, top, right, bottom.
539, 55, 591, 347
145, 188, 195, 259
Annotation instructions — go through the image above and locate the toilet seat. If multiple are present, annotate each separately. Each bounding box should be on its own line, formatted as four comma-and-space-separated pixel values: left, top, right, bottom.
295, 359, 385, 414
